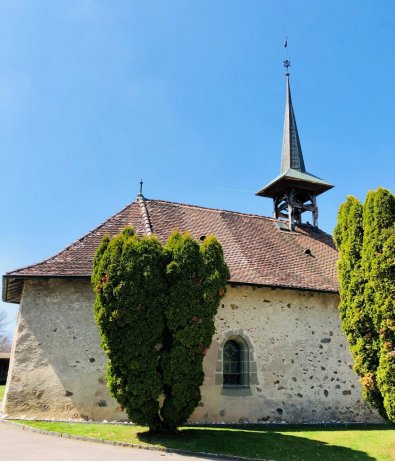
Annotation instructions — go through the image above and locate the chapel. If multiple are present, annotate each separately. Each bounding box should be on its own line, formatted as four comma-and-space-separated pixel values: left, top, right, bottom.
1, 61, 381, 424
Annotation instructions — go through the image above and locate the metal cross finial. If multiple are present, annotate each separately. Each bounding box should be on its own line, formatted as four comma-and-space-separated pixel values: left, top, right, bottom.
139, 179, 143, 196
283, 37, 291, 76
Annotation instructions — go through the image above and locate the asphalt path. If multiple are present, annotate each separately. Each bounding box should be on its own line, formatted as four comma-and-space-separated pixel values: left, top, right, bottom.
0, 422, 211, 461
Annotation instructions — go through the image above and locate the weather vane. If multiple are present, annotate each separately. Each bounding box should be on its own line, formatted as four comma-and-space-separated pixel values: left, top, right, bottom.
283, 37, 291, 76
139, 179, 143, 196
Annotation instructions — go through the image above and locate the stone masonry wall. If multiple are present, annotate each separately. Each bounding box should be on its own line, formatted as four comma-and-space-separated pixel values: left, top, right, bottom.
3, 278, 127, 421
192, 284, 381, 423
4, 279, 381, 423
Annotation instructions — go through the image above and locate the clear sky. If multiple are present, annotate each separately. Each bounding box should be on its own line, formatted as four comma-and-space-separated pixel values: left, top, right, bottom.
1, 1, 394, 337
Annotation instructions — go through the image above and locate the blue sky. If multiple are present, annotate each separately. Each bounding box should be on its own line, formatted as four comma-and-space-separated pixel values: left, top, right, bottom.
1, 1, 394, 336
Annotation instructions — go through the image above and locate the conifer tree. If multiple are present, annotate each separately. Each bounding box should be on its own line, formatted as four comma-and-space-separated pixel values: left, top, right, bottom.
92, 228, 228, 432
161, 232, 228, 431
334, 188, 395, 422
333, 196, 364, 332
365, 189, 395, 420
92, 228, 167, 431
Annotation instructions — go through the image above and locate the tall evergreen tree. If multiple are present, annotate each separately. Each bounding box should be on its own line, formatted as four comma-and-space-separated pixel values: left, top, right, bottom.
367, 189, 395, 421
92, 228, 228, 432
161, 232, 228, 431
92, 228, 167, 431
333, 196, 364, 330
334, 188, 395, 422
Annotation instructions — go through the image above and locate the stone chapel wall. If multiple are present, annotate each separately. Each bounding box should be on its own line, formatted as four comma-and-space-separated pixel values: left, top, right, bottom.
3, 278, 126, 421
3, 279, 381, 423
193, 285, 381, 423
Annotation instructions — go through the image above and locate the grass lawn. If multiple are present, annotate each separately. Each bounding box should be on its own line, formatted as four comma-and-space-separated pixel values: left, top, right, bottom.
15, 421, 395, 461
0, 385, 5, 401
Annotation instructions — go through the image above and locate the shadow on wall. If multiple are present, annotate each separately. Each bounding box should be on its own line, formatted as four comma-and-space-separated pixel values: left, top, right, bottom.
138, 427, 382, 461
4, 279, 124, 421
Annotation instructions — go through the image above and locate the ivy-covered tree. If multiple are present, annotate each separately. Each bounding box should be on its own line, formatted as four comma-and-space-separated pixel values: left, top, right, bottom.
92, 228, 228, 432
92, 228, 167, 431
334, 188, 395, 422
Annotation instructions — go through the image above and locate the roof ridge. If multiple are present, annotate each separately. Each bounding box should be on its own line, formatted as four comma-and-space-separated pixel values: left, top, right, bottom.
137, 196, 153, 236
6, 201, 137, 275
145, 198, 333, 238
144, 197, 278, 221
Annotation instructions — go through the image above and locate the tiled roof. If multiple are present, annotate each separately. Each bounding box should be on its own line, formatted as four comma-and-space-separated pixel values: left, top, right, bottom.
3, 198, 339, 302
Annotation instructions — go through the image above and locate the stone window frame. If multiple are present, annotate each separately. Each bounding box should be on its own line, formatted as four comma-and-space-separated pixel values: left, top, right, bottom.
223, 337, 249, 387
215, 330, 258, 395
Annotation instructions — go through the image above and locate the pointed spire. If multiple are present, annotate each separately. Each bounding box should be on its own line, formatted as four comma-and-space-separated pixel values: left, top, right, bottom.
280, 75, 306, 173
255, 40, 334, 230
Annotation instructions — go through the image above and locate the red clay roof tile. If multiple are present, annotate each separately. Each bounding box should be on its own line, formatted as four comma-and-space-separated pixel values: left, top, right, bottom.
3, 198, 339, 301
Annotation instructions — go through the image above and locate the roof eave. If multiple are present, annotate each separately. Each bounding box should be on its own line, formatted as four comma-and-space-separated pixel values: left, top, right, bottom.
2, 272, 339, 304
228, 280, 339, 294
2, 276, 23, 304
256, 176, 334, 198
2, 274, 91, 304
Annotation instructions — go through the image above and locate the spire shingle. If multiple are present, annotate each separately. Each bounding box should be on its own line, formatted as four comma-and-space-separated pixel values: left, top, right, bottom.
281, 76, 306, 173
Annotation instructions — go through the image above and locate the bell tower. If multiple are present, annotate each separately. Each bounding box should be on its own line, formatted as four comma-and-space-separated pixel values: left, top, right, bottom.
256, 44, 333, 231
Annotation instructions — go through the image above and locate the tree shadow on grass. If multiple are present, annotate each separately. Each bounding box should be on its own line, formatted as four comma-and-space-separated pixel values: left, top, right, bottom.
138, 428, 376, 461
242, 423, 394, 432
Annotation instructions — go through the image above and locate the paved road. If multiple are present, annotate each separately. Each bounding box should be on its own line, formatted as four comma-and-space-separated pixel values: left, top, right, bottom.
0, 422, 210, 461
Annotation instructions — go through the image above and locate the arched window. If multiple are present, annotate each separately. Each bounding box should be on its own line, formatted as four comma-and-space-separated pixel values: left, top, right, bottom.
223, 338, 249, 387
